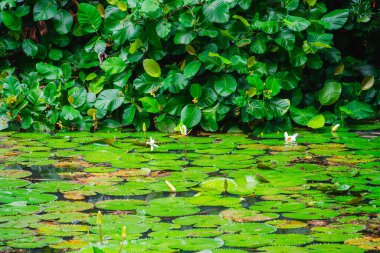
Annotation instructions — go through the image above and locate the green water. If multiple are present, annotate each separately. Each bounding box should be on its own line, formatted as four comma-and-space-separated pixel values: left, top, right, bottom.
0, 128, 379, 253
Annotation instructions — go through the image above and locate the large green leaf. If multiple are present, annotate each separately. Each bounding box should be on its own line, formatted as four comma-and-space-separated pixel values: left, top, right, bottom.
203, 0, 230, 23
156, 20, 172, 38
290, 106, 318, 126
2, 10, 22, 31
283, 0, 299, 11
77, 3, 102, 33
340, 100, 375, 120
52, 10, 73, 34
33, 0, 58, 21
22, 39, 38, 57
246, 99, 266, 119
289, 47, 307, 67
100, 57, 126, 75
307, 114, 325, 129
181, 104, 202, 128
274, 71, 298, 90
139, 97, 160, 113
89, 76, 105, 94
275, 30, 295, 50
283, 15, 311, 32
143, 59, 161, 78
250, 34, 267, 54
321, 9, 349, 30
141, 0, 159, 13
174, 30, 197, 44
184, 60, 202, 78
266, 98, 290, 119
265, 76, 281, 97
95, 89, 124, 111
318, 81, 341, 106
61, 105, 80, 121
214, 75, 237, 97
36, 63, 62, 80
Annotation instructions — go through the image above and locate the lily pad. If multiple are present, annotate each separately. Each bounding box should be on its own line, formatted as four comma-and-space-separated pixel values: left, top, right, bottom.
283, 208, 340, 220
218, 234, 273, 248
220, 208, 279, 222
95, 199, 147, 210
307, 243, 365, 253
138, 197, 200, 217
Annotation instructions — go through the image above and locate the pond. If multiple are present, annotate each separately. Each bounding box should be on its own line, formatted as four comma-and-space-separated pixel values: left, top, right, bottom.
0, 126, 379, 253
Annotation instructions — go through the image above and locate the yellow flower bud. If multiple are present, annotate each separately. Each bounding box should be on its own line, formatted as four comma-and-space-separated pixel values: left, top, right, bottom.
122, 225, 127, 239
97, 211, 102, 226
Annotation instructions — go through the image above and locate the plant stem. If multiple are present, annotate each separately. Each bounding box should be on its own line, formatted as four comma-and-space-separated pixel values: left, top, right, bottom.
184, 135, 187, 159
118, 240, 124, 253
99, 224, 103, 244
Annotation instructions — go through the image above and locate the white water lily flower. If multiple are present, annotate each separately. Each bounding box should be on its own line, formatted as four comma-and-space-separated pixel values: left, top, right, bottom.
284, 132, 298, 143
0, 115, 10, 131
331, 124, 340, 132
146, 137, 159, 151
180, 124, 188, 135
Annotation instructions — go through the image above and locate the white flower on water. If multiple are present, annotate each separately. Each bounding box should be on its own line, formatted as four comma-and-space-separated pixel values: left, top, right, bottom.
284, 132, 298, 143
331, 124, 340, 132
180, 124, 188, 135
0, 114, 10, 131
146, 137, 159, 151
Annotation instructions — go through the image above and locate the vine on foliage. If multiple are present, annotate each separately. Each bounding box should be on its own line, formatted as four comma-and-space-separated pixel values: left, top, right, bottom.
0, 0, 378, 133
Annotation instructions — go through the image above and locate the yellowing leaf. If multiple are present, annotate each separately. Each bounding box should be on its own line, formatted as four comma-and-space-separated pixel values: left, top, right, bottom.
307, 114, 325, 129
68, 95, 74, 104
305, 0, 317, 7
129, 38, 143, 54
232, 15, 250, 27
247, 56, 256, 68
185, 44, 196, 55
334, 64, 344, 75
361, 76, 374, 90
143, 59, 161, 77
117, 1, 127, 11
208, 52, 231, 64
97, 4, 105, 18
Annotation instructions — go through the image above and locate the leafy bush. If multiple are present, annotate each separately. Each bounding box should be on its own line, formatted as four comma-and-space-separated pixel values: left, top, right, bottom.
0, 0, 378, 132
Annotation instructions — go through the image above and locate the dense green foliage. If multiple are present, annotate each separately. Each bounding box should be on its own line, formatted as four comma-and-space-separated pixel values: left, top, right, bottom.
0, 0, 378, 132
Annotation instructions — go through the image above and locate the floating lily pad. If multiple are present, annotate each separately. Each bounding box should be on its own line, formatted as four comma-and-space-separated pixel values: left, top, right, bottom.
0, 169, 32, 178
258, 246, 309, 253
0, 189, 57, 204
283, 208, 340, 220
148, 228, 223, 238
307, 243, 365, 253
0, 178, 30, 189
37, 224, 90, 237
218, 234, 272, 248
219, 222, 277, 234
250, 201, 306, 213
266, 220, 307, 229
172, 215, 229, 228
187, 195, 242, 208
345, 236, 380, 251
261, 234, 314, 246
42, 201, 94, 213
95, 199, 147, 210
0, 228, 34, 241
0, 204, 41, 215
220, 208, 279, 222
29, 181, 83, 192
138, 197, 200, 217
6, 236, 61, 249
312, 232, 362, 242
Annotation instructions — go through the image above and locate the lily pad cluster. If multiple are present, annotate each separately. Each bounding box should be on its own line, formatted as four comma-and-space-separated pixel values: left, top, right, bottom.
0, 128, 379, 252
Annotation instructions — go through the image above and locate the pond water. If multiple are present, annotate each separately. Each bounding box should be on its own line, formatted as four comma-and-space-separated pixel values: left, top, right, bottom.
0, 127, 379, 253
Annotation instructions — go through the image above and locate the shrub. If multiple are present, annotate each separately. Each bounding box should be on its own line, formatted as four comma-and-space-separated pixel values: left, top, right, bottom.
0, 0, 378, 132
